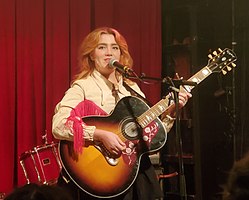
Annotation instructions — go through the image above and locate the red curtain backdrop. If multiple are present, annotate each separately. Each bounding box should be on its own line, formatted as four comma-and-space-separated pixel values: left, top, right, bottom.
0, 0, 162, 194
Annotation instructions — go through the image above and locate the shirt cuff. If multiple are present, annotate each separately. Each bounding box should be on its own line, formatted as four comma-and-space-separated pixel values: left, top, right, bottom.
83, 125, 96, 141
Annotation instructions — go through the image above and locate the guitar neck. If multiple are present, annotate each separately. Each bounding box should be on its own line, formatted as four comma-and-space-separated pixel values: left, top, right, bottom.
137, 65, 213, 128
137, 47, 238, 128
184, 66, 212, 92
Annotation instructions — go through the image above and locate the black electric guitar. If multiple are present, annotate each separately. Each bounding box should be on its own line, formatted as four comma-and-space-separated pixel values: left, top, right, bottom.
59, 48, 237, 198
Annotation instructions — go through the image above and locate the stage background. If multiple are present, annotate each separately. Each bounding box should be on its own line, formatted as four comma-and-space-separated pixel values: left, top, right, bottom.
0, 0, 162, 193
1, 0, 249, 199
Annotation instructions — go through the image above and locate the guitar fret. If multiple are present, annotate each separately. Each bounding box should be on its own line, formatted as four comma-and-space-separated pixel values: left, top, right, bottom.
186, 66, 212, 92
138, 99, 168, 128
145, 115, 151, 124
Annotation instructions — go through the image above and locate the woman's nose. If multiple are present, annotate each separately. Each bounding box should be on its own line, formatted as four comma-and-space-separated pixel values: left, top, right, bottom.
106, 47, 113, 55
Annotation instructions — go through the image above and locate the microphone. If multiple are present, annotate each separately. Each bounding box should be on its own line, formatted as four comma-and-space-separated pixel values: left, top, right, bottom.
109, 59, 134, 74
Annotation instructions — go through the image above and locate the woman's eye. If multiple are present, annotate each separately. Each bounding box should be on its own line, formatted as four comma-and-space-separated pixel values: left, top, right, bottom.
98, 46, 106, 49
113, 46, 119, 50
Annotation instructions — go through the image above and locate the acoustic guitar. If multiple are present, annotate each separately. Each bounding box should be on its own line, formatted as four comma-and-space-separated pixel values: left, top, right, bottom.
59, 48, 237, 198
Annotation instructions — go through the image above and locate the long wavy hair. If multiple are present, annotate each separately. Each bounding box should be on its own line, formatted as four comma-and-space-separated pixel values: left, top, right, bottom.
73, 27, 133, 82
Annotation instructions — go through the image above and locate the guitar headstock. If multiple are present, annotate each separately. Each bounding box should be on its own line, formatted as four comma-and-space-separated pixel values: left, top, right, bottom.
207, 48, 237, 75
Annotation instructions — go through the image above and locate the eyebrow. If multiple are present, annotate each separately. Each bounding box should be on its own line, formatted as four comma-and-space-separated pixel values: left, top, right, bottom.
97, 43, 119, 46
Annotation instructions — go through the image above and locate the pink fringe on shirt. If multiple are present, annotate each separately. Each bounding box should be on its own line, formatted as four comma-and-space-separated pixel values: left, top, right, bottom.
65, 99, 107, 153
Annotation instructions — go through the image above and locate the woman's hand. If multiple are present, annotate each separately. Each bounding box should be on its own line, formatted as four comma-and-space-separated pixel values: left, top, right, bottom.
178, 89, 192, 109
164, 88, 192, 118
93, 129, 126, 156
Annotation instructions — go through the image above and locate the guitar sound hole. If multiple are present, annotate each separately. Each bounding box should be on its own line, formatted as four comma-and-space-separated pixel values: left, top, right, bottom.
122, 119, 140, 140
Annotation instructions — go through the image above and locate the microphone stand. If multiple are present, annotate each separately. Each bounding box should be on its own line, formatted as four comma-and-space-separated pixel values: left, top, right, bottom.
126, 73, 196, 200
170, 82, 187, 200
163, 76, 196, 200
126, 73, 197, 89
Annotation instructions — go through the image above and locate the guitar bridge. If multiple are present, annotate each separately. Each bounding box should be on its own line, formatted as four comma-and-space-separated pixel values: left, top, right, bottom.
94, 144, 119, 166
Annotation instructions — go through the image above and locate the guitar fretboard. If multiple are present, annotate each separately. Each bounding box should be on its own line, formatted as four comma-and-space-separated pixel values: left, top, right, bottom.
137, 65, 213, 128
184, 66, 212, 92
136, 48, 237, 129
137, 98, 169, 128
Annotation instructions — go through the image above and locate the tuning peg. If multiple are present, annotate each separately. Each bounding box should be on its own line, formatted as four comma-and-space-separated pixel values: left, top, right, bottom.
222, 69, 227, 75
227, 66, 232, 71
232, 63, 236, 67
208, 54, 213, 59
213, 51, 218, 56
218, 48, 223, 52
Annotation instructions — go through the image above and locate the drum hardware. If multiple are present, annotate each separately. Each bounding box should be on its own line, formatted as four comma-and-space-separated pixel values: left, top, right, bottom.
19, 132, 62, 185
20, 152, 41, 184
42, 130, 48, 145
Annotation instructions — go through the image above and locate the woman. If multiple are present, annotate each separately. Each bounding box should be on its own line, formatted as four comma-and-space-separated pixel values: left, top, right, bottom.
52, 27, 191, 200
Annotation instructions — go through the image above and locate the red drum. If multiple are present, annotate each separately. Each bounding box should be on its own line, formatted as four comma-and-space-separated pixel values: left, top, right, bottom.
19, 142, 62, 185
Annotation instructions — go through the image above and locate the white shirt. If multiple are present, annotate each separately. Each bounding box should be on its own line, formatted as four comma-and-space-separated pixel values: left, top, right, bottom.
52, 69, 174, 142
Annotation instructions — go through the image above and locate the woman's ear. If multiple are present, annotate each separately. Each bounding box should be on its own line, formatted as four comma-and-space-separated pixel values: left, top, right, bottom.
89, 53, 95, 61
